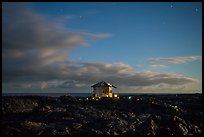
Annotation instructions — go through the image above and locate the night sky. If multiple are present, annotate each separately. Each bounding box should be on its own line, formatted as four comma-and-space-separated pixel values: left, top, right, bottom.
2, 2, 202, 93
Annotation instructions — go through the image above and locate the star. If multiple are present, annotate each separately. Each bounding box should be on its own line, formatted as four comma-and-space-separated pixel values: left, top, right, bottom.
79, 16, 82, 18
195, 8, 198, 12
170, 5, 173, 8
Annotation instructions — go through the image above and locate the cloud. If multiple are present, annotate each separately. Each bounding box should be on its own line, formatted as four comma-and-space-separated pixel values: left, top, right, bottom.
83, 33, 112, 38
135, 65, 143, 68
2, 8, 111, 52
150, 65, 167, 69
3, 60, 200, 93
41, 82, 48, 89
124, 82, 202, 93
2, 3, 112, 81
147, 56, 202, 64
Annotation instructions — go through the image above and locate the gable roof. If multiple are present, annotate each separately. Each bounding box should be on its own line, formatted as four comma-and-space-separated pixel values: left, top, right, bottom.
91, 81, 117, 88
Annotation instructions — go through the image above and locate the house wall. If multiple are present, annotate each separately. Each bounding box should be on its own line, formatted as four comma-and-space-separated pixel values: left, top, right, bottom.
92, 86, 113, 97
109, 86, 112, 93
102, 86, 109, 93
108, 86, 113, 97
93, 87, 102, 97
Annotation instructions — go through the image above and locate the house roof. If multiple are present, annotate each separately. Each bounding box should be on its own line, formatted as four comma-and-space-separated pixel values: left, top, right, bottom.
91, 81, 117, 88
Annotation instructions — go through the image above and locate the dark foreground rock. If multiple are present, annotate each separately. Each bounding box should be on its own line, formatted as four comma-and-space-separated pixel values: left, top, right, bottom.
2, 94, 202, 135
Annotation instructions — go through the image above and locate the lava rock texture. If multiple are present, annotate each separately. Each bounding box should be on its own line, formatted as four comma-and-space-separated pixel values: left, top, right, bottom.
2, 94, 202, 135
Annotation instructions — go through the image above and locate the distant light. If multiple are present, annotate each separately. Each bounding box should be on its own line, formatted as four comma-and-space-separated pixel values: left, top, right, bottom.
128, 96, 132, 99
151, 101, 154, 104
137, 98, 139, 101
86, 98, 89, 100
114, 94, 118, 98
92, 97, 95, 100
96, 99, 99, 101
106, 95, 109, 97
99, 97, 101, 99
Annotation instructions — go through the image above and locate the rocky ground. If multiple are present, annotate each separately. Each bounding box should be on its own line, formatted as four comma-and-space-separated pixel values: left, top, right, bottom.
2, 94, 202, 135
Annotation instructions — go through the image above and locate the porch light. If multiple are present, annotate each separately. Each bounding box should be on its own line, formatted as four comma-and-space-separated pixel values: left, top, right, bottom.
114, 94, 118, 98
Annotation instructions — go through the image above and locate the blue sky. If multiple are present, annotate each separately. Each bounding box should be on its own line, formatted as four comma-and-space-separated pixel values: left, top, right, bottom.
2, 2, 202, 93
32, 2, 202, 78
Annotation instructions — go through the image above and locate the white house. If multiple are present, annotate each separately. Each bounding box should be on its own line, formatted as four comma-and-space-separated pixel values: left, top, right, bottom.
91, 81, 117, 98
